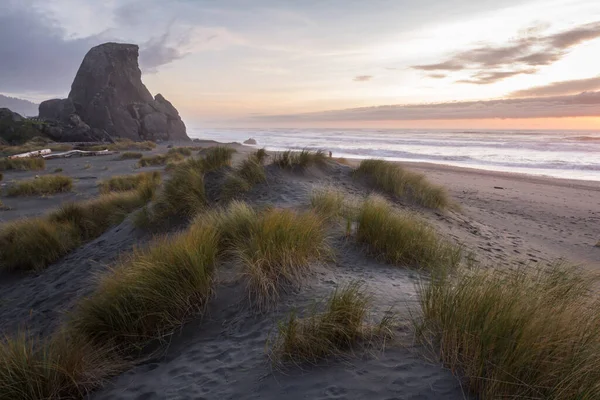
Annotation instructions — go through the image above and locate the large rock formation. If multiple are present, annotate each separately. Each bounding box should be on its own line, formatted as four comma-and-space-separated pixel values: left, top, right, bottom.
39, 42, 189, 142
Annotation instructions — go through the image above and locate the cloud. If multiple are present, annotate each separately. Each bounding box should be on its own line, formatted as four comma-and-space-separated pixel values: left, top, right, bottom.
139, 30, 191, 72
251, 91, 600, 121
427, 73, 447, 79
353, 75, 373, 82
412, 21, 600, 84
510, 76, 600, 97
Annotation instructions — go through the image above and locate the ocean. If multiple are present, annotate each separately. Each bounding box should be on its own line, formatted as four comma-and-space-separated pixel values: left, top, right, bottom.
188, 128, 600, 182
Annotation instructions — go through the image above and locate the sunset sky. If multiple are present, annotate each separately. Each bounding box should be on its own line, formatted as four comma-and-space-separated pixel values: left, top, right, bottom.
1, 0, 600, 129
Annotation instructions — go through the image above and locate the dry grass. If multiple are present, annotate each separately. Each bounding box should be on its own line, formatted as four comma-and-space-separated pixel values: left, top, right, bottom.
355, 195, 461, 272
199, 146, 236, 171
86, 139, 156, 152
69, 222, 219, 351
0, 157, 45, 171
221, 155, 266, 199
310, 187, 354, 220
0, 140, 72, 157
118, 152, 143, 160
235, 208, 329, 309
0, 185, 155, 273
0, 333, 124, 400
98, 171, 161, 194
137, 153, 184, 167
416, 263, 600, 399
273, 149, 328, 171
53, 168, 63, 173
269, 282, 395, 364
354, 159, 449, 209
167, 147, 192, 157
6, 175, 73, 196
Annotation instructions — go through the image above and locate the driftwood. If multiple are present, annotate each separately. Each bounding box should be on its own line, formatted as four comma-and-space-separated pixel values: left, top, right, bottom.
8, 149, 52, 159
43, 150, 118, 159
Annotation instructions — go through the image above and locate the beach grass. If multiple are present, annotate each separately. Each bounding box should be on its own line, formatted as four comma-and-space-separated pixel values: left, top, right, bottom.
354, 159, 449, 209
0, 332, 124, 400
273, 149, 328, 171
118, 152, 143, 160
69, 222, 219, 350
167, 147, 193, 157
416, 263, 600, 399
254, 148, 268, 163
234, 208, 329, 309
98, 171, 161, 194
137, 152, 184, 167
6, 175, 73, 196
199, 146, 236, 171
0, 184, 155, 273
221, 155, 266, 199
150, 162, 206, 220
310, 187, 353, 220
269, 282, 395, 363
356, 195, 461, 272
86, 139, 156, 152
0, 157, 45, 171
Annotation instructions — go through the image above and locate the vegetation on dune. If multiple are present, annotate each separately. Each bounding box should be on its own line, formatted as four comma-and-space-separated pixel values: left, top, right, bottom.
53, 168, 63, 173
0, 333, 124, 400
137, 152, 184, 167
269, 282, 395, 364
354, 159, 449, 209
0, 157, 45, 171
98, 171, 161, 194
6, 175, 73, 196
118, 152, 143, 160
416, 263, 600, 399
222, 152, 267, 199
0, 139, 72, 157
0, 184, 156, 273
85, 139, 156, 152
69, 222, 219, 351
356, 195, 461, 272
199, 146, 236, 171
273, 149, 328, 171
167, 147, 192, 157
310, 187, 354, 220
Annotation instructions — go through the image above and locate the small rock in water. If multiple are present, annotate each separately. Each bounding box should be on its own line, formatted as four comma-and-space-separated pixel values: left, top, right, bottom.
493, 186, 504, 189
244, 138, 257, 145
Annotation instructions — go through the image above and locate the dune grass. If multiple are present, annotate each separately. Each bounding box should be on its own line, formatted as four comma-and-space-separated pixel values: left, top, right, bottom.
167, 147, 192, 157
118, 152, 143, 160
269, 282, 395, 364
0, 157, 45, 171
85, 139, 156, 152
254, 148, 268, 163
355, 195, 461, 272
98, 171, 161, 194
416, 263, 600, 399
137, 152, 184, 167
0, 333, 124, 400
310, 187, 353, 220
234, 208, 329, 309
69, 222, 219, 351
6, 175, 73, 197
0, 184, 156, 273
354, 159, 449, 209
221, 154, 267, 199
273, 149, 328, 171
0, 139, 72, 157
199, 146, 236, 171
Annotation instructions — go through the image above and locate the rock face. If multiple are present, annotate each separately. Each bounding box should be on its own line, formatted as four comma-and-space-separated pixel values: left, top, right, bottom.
0, 108, 40, 144
39, 42, 189, 142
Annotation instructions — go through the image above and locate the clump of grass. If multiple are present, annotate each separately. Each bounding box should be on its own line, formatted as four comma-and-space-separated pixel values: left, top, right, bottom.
221, 155, 266, 199
273, 149, 328, 171
0, 140, 72, 157
356, 195, 461, 272
254, 148, 268, 163
6, 175, 73, 196
0, 185, 155, 273
118, 152, 143, 160
200, 146, 236, 171
416, 263, 600, 399
0, 218, 77, 272
354, 159, 449, 209
83, 163, 92, 170
53, 168, 63, 173
98, 171, 161, 194
167, 147, 192, 157
0, 157, 45, 171
137, 153, 184, 167
595, 240, 600, 247
269, 282, 394, 364
152, 163, 206, 218
85, 139, 156, 152
69, 222, 219, 351
0, 332, 124, 400
235, 208, 329, 309
310, 187, 353, 220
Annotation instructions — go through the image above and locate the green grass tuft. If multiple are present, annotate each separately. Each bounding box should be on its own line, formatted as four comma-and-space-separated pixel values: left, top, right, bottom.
6, 175, 73, 196
356, 195, 461, 272
0, 157, 45, 171
85, 139, 156, 152
53, 168, 63, 173
98, 171, 161, 194
269, 282, 395, 364
167, 147, 192, 157
253, 148, 268, 163
69, 222, 219, 351
273, 149, 328, 171
137, 153, 184, 167
200, 146, 236, 171
354, 159, 450, 209
416, 263, 600, 399
221, 155, 266, 199
310, 187, 354, 220
118, 152, 143, 160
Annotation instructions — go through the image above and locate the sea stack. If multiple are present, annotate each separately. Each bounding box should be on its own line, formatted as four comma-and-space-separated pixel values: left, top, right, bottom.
39, 42, 189, 142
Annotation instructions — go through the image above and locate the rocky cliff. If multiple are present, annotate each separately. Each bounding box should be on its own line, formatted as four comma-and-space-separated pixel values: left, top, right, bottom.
39, 42, 189, 142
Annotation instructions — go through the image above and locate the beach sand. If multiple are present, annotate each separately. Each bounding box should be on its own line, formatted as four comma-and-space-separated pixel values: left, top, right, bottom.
1, 142, 598, 399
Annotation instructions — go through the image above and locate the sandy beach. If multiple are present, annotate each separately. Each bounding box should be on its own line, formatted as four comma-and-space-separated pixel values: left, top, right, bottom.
0, 142, 598, 399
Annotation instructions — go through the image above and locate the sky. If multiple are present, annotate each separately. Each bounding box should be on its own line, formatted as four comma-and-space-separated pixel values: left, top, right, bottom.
1, 0, 600, 130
